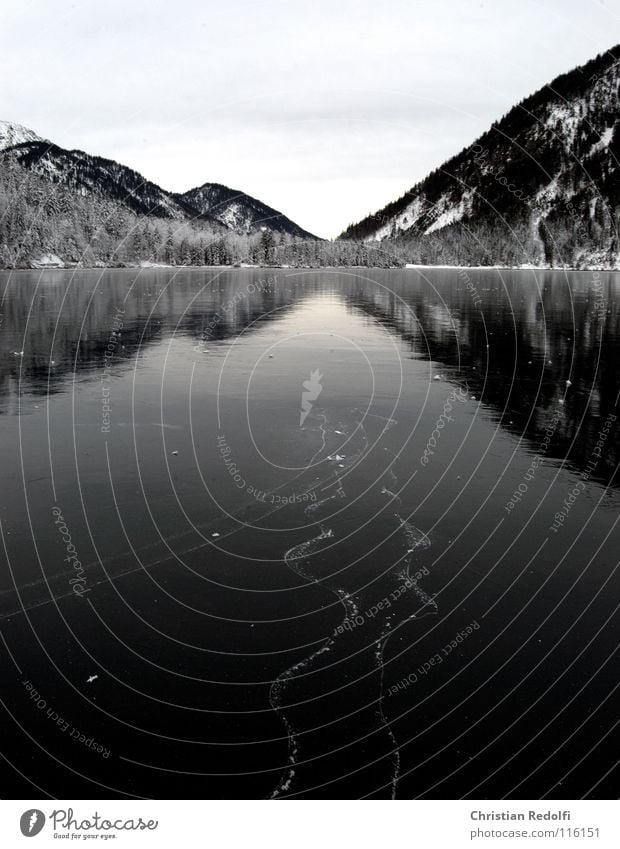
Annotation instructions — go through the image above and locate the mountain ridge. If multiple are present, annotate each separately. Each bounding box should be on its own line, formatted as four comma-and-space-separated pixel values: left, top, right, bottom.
0, 123, 315, 239
338, 45, 619, 268
175, 182, 316, 238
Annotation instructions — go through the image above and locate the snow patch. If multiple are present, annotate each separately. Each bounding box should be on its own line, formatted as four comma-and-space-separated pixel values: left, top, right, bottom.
425, 190, 473, 234
368, 196, 427, 241
588, 125, 615, 157
544, 102, 582, 147
0, 120, 44, 151
30, 253, 64, 269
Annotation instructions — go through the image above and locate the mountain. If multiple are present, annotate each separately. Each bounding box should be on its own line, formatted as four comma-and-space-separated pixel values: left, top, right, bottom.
3, 133, 221, 224
0, 120, 44, 151
339, 46, 620, 268
176, 182, 316, 238
0, 122, 313, 238
0, 140, 341, 269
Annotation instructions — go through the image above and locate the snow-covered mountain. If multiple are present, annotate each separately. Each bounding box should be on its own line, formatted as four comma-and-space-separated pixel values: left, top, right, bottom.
0, 127, 313, 238
5, 138, 205, 222
176, 183, 316, 238
339, 45, 620, 268
0, 121, 44, 151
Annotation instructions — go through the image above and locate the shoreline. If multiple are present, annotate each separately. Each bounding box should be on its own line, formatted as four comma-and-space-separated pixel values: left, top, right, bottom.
3, 263, 619, 273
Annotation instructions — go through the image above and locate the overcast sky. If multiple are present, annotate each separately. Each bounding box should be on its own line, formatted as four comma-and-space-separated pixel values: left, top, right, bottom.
1, 0, 618, 237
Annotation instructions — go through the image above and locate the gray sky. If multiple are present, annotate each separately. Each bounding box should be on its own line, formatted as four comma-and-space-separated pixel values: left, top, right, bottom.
1, 0, 618, 237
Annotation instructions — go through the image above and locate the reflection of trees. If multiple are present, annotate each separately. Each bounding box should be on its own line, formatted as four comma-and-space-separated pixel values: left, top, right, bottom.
2, 268, 619, 485
0, 270, 299, 408
342, 270, 620, 487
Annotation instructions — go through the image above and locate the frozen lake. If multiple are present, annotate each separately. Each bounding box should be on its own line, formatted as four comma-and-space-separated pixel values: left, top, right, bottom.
0, 266, 618, 798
